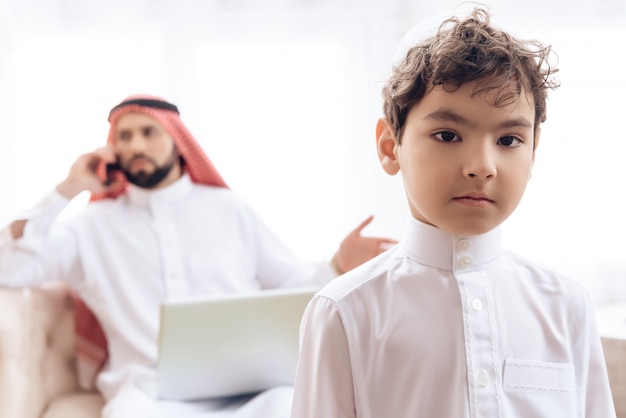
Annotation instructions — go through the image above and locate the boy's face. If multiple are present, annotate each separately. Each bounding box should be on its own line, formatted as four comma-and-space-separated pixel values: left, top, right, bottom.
377, 81, 537, 236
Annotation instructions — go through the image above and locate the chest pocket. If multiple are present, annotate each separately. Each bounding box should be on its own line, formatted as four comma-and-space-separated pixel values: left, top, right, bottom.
503, 358, 576, 418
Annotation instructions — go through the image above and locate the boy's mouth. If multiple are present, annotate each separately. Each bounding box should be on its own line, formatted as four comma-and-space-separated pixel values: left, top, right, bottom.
453, 193, 495, 206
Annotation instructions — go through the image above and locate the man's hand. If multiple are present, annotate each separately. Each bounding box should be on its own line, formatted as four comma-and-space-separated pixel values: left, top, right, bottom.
10, 147, 118, 240
55, 146, 118, 199
9, 219, 28, 239
333, 215, 397, 275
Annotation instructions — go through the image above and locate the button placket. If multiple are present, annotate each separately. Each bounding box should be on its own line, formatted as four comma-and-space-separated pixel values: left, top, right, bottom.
152, 204, 186, 297
456, 260, 500, 414
456, 238, 473, 269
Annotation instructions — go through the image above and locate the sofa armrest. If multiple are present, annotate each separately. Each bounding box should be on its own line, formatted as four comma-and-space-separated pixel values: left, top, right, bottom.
0, 283, 80, 418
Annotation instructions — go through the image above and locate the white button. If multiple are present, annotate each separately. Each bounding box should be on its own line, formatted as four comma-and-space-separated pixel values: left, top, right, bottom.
457, 238, 469, 250
477, 370, 490, 387
471, 298, 483, 312
461, 255, 472, 267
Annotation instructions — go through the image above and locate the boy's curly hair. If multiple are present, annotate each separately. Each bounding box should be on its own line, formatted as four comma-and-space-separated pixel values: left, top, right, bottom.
382, 7, 559, 142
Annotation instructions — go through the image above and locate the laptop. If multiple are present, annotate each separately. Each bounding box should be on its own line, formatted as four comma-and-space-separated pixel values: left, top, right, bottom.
154, 286, 317, 401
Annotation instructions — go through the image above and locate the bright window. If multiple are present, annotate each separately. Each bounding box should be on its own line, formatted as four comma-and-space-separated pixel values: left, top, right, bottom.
194, 43, 348, 259
3, 33, 162, 222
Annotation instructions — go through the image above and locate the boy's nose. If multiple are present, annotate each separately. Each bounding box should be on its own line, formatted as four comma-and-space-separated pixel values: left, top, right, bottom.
463, 148, 497, 179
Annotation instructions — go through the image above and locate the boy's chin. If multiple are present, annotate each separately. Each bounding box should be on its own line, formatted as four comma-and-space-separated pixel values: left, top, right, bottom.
412, 211, 505, 236
436, 220, 500, 237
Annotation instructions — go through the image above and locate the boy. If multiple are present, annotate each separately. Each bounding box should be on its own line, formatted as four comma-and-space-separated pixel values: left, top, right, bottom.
290, 7, 616, 418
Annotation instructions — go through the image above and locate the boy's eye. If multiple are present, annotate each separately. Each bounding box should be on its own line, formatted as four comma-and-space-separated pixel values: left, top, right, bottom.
434, 131, 459, 142
498, 136, 523, 147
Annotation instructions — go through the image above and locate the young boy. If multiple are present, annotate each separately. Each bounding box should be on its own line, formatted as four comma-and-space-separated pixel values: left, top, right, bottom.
290, 7, 616, 418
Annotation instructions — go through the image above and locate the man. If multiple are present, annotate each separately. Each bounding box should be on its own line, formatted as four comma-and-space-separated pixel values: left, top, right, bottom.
0, 95, 395, 417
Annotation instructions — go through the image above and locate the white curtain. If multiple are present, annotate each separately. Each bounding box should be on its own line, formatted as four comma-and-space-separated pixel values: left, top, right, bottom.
1, 0, 625, 304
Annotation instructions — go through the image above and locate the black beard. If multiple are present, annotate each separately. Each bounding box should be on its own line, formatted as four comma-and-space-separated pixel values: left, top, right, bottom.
122, 154, 178, 189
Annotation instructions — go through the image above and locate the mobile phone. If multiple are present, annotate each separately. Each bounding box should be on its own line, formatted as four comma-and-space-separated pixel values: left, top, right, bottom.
105, 161, 121, 186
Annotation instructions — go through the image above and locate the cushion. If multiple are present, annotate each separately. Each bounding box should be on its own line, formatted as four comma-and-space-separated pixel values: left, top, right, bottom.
72, 294, 108, 390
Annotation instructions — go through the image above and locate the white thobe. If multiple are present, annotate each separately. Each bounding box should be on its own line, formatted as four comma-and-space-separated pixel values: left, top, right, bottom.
291, 217, 616, 418
0, 174, 335, 417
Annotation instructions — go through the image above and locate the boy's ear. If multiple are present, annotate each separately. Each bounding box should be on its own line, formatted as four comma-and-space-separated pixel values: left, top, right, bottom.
376, 118, 400, 175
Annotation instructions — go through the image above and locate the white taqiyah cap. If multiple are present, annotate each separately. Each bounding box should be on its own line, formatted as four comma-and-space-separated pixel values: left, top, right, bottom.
391, 4, 502, 67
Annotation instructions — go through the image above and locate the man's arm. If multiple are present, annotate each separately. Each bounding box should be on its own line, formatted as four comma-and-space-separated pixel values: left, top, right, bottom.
0, 147, 116, 286
0, 190, 75, 287
7, 145, 117, 241
250, 210, 397, 289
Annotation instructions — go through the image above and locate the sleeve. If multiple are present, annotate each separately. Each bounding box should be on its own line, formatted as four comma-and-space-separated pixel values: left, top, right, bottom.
291, 295, 357, 418
576, 287, 617, 417
243, 204, 337, 289
0, 190, 82, 288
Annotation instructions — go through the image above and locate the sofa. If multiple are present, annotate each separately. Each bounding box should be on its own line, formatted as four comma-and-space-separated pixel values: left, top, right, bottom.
1, 283, 624, 418
0, 283, 104, 418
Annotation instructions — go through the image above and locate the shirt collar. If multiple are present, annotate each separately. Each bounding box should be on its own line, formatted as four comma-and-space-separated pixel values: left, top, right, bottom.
127, 173, 194, 208
400, 217, 502, 272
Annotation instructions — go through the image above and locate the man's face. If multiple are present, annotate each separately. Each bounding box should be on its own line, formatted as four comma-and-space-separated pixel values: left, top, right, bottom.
377, 81, 537, 236
113, 113, 181, 189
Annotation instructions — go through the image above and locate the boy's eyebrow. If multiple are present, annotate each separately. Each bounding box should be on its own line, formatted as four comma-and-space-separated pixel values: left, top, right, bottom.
495, 117, 533, 130
424, 109, 533, 130
425, 110, 474, 127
